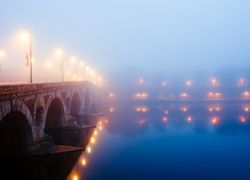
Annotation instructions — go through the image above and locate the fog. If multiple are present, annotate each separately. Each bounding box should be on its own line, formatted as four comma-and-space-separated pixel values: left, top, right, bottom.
0, 0, 250, 87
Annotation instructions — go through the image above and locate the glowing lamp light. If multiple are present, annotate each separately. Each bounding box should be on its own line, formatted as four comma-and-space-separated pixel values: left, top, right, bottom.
94, 130, 98, 136
0, 49, 5, 58
72, 175, 79, 180
86, 146, 92, 154
55, 48, 63, 57
90, 137, 96, 144
81, 158, 87, 166
19, 30, 30, 42
70, 56, 76, 63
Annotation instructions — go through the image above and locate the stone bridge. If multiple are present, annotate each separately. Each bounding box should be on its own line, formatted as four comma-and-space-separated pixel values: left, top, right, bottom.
0, 81, 102, 154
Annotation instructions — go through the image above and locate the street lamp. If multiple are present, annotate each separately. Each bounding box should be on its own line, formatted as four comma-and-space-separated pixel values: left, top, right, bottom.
45, 61, 52, 82
20, 28, 33, 83
70, 56, 77, 80
56, 48, 64, 82
80, 61, 85, 80
0, 50, 5, 81
85, 66, 90, 81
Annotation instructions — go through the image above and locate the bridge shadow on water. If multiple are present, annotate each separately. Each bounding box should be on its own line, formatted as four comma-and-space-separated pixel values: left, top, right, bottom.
0, 116, 100, 180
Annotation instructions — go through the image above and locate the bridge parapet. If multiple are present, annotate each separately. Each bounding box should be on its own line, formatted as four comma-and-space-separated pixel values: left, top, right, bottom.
0, 81, 93, 100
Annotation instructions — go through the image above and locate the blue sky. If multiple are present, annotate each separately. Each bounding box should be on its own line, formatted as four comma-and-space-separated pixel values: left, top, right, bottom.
0, 0, 250, 81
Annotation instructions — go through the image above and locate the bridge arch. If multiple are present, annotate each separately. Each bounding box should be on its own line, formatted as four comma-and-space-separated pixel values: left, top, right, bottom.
45, 97, 65, 130
0, 111, 34, 154
70, 91, 82, 117
84, 88, 91, 108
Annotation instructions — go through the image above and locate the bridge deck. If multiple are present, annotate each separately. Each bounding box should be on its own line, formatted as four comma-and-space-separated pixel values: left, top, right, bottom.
0, 81, 92, 100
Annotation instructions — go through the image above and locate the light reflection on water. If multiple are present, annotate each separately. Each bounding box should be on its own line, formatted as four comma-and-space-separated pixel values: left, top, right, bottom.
68, 119, 108, 180
69, 101, 250, 180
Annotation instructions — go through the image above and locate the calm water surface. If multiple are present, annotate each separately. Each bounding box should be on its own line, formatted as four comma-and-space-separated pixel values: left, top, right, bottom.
69, 101, 250, 180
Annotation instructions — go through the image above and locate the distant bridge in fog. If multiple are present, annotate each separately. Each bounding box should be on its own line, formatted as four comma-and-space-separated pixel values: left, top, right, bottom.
0, 81, 102, 153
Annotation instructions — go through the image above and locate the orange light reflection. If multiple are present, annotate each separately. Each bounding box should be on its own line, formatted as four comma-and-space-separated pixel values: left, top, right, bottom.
186, 116, 192, 123
239, 115, 247, 123
211, 116, 219, 125
162, 116, 168, 123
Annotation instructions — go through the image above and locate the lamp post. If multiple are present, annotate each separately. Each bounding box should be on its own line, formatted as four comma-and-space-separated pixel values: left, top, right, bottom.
61, 56, 64, 82
0, 50, 5, 81
70, 56, 77, 80
45, 61, 52, 82
56, 49, 64, 82
80, 61, 84, 80
21, 28, 33, 83
0, 49, 5, 72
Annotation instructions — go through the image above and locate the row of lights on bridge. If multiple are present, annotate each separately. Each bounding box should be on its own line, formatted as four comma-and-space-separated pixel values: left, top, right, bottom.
0, 28, 103, 85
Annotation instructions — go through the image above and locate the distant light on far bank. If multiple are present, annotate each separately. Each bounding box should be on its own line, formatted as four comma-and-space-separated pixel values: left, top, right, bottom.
138, 77, 144, 85
161, 81, 167, 87
186, 80, 192, 87
211, 78, 219, 86
238, 78, 245, 87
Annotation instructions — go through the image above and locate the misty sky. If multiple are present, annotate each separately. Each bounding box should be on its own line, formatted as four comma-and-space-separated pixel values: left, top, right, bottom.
0, 0, 250, 82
